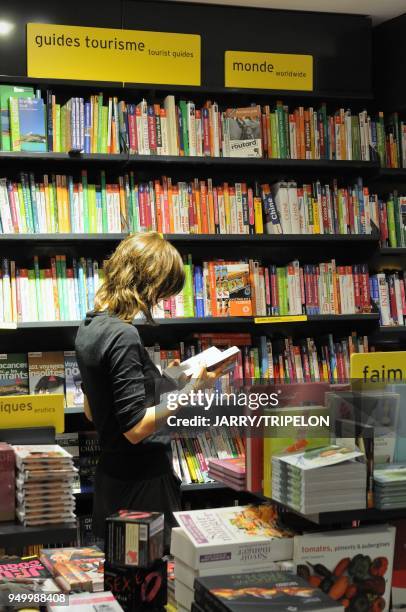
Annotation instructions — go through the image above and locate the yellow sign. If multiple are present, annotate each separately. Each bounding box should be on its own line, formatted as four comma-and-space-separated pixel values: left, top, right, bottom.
0, 394, 65, 433
254, 315, 308, 324
351, 351, 406, 384
225, 51, 313, 91
27, 23, 201, 85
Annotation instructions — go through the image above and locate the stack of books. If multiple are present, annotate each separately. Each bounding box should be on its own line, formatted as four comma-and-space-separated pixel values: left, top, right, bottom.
171, 504, 294, 611
374, 465, 406, 509
272, 444, 367, 514
13, 444, 77, 526
207, 457, 246, 490
192, 570, 345, 612
40, 546, 104, 593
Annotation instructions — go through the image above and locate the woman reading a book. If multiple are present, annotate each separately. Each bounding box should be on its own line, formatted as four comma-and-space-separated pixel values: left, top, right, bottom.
75, 232, 231, 547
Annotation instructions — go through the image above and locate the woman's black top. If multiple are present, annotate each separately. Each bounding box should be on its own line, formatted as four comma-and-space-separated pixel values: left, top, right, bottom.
74, 310, 175, 480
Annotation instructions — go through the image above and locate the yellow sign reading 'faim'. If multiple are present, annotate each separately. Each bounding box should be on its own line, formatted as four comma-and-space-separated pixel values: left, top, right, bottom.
225, 50, 313, 91
351, 351, 406, 385
27, 23, 201, 86
0, 394, 65, 433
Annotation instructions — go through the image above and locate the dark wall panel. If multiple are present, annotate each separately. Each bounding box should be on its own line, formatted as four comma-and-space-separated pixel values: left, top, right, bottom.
0, 0, 372, 96
123, 1, 372, 96
373, 13, 406, 111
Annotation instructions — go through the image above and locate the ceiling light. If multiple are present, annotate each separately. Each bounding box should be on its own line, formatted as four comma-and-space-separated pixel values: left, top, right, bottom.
0, 21, 14, 36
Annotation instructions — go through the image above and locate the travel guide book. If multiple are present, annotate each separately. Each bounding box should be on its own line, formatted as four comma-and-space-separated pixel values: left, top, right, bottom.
0, 353, 29, 395
28, 351, 65, 395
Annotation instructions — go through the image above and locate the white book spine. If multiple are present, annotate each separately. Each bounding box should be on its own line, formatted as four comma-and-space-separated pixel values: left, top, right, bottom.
0, 180, 14, 234
394, 276, 403, 325
288, 182, 300, 233
235, 183, 244, 234
160, 115, 169, 156
273, 183, 292, 233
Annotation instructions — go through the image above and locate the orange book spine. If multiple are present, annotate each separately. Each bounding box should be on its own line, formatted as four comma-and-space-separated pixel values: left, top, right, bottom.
194, 179, 202, 234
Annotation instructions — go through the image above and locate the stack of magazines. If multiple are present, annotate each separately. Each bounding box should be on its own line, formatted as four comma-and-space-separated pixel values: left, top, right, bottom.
374, 464, 406, 509
207, 457, 246, 491
13, 444, 77, 526
272, 444, 367, 515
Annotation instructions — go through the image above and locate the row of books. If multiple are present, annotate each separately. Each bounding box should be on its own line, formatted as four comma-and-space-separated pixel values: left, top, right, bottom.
171, 431, 245, 485
0, 255, 374, 322
370, 270, 406, 326
0, 350, 83, 410
0, 255, 104, 322
2, 84, 406, 165
1, 171, 406, 239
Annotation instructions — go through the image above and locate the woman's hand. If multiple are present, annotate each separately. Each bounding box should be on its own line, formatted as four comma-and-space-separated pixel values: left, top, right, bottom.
192, 357, 236, 391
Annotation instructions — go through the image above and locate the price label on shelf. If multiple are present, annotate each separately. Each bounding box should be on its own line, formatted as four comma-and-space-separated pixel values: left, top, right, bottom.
254, 315, 308, 324
0, 322, 17, 330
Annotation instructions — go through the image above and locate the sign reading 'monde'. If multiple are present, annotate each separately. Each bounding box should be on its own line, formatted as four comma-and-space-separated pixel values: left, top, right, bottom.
27, 23, 201, 86
225, 51, 313, 91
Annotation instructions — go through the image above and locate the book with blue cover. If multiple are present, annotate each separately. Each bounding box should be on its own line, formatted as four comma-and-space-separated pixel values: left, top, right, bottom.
18, 98, 46, 152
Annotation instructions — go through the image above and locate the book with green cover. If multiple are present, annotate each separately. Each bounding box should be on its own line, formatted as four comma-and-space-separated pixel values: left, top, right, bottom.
263, 405, 330, 498
276, 267, 288, 315
276, 102, 286, 158
179, 100, 190, 156
387, 196, 397, 247
0, 85, 34, 150
18, 97, 46, 152
183, 258, 195, 317
9, 97, 21, 151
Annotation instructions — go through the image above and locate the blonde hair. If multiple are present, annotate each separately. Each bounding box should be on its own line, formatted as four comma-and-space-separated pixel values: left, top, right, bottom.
94, 232, 185, 323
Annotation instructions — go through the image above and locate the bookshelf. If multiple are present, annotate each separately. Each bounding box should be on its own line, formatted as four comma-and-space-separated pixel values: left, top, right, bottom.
0, 11, 402, 501
0, 522, 76, 547
275, 505, 406, 529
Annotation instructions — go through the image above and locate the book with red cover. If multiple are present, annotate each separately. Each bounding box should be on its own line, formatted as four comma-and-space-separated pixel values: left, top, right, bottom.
0, 442, 15, 520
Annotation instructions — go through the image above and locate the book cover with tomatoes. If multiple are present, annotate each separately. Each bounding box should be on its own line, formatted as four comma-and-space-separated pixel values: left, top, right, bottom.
294, 525, 396, 612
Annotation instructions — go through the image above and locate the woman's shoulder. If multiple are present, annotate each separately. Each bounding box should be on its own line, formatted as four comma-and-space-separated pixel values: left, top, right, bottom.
76, 311, 142, 348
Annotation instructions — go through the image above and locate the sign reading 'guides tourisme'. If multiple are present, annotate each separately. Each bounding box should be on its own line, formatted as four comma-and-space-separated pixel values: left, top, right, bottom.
225, 50, 313, 91
27, 23, 201, 86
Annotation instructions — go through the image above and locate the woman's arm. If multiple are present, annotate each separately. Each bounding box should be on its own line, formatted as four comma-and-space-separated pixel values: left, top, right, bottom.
123, 360, 235, 445
83, 394, 93, 422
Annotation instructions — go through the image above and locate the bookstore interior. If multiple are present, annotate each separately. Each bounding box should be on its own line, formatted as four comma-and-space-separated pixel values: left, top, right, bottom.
1, 0, 406, 610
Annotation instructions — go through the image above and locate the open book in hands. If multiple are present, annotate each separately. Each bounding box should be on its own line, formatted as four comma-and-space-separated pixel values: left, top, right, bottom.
162, 345, 240, 387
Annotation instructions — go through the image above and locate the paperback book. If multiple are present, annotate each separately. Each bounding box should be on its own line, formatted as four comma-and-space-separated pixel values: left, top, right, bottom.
28, 351, 65, 395
0, 353, 29, 395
